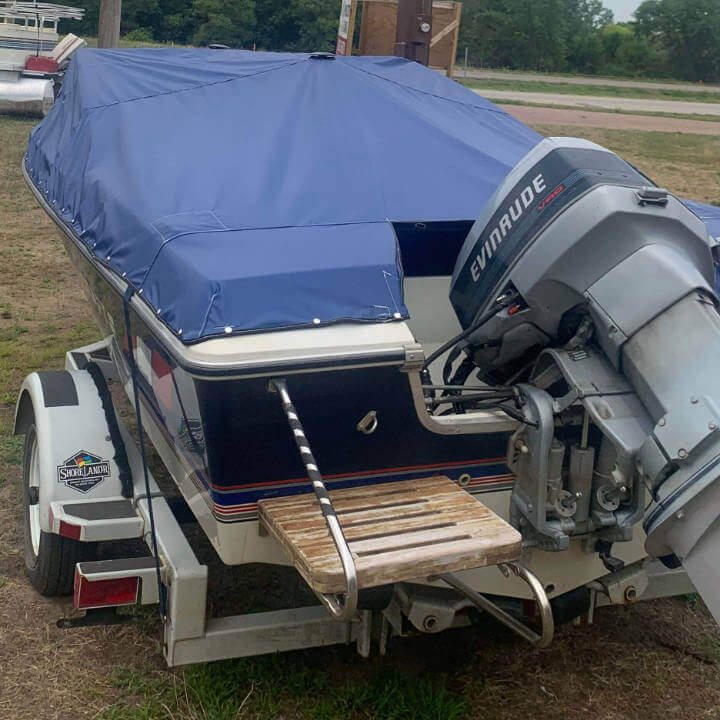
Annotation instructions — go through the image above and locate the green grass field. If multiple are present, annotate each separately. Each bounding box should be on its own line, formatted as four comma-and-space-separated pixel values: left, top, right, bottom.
460, 77, 720, 104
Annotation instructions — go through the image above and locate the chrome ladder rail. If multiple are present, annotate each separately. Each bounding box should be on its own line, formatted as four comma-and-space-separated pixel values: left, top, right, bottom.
440, 561, 554, 648
269, 378, 358, 621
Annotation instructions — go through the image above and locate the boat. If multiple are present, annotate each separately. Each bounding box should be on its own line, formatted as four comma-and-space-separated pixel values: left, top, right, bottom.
15, 47, 720, 665
0, 1, 84, 116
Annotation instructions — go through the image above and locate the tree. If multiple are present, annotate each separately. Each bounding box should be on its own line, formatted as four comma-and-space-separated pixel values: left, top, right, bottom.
66, 0, 717, 81
191, 0, 256, 47
505, 0, 567, 72
458, 0, 616, 72
565, 0, 614, 72
254, 0, 337, 52
635, 0, 720, 81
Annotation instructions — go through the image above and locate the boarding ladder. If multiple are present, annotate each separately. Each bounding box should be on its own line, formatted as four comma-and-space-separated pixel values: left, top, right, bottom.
259, 379, 553, 648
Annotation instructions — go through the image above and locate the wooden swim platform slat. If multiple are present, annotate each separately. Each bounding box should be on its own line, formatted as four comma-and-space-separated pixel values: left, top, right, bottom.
258, 475, 522, 595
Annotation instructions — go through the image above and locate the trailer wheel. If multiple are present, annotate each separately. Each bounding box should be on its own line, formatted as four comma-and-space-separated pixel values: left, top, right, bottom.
22, 422, 93, 596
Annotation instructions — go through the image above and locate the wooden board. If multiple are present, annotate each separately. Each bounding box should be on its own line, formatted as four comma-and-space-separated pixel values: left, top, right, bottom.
258, 476, 521, 594
356, 0, 462, 77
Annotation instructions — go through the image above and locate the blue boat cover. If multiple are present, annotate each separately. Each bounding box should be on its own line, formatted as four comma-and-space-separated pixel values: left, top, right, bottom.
683, 198, 720, 240
25, 48, 540, 342
26, 48, 720, 342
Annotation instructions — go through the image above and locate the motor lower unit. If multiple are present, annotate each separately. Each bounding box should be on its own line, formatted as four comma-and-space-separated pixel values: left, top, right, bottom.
449, 137, 720, 621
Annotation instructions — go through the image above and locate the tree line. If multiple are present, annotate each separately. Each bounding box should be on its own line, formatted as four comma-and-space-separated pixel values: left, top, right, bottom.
460, 0, 720, 80
65, 0, 720, 82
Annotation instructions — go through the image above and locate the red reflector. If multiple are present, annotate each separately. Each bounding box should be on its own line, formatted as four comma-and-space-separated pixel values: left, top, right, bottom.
508, 304, 521, 316
74, 573, 139, 609
59, 520, 82, 540
25, 55, 58, 72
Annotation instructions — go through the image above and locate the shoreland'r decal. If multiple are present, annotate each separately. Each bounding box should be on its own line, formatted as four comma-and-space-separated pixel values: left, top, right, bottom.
57, 450, 110, 493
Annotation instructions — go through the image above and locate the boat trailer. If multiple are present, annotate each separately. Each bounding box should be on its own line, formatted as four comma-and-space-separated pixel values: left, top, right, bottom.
14, 337, 693, 665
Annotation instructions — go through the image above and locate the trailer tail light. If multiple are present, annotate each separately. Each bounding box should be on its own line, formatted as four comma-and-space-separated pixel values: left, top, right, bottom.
74, 569, 140, 609
59, 520, 82, 540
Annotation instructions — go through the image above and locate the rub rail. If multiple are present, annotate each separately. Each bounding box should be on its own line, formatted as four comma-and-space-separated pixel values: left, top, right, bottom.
268, 378, 358, 621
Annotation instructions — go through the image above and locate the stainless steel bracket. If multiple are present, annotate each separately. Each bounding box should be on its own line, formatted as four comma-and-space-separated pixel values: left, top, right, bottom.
402, 346, 519, 435
440, 562, 554, 648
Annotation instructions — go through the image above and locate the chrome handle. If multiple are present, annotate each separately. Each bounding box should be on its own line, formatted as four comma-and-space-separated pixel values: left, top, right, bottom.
270, 378, 358, 621
440, 561, 554, 648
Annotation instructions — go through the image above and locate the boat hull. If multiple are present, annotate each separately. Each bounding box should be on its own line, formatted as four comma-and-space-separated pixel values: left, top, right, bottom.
55, 227, 648, 598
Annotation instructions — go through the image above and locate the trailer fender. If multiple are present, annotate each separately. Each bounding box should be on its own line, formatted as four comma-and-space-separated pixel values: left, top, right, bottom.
14, 369, 132, 535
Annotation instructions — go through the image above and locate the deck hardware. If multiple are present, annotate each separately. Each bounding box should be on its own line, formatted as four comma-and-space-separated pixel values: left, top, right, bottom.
356, 410, 378, 435
440, 562, 554, 648
635, 186, 668, 206
269, 378, 358, 621
595, 540, 625, 573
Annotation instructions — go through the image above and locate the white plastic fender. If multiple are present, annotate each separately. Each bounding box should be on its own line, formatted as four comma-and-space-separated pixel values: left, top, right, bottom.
14, 370, 130, 535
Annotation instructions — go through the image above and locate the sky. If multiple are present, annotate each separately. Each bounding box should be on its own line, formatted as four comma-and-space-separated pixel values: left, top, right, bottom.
604, 0, 642, 22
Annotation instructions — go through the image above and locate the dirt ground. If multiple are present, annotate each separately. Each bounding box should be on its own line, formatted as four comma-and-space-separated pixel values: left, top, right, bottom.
477, 89, 720, 117
502, 104, 720, 136
2, 114, 720, 719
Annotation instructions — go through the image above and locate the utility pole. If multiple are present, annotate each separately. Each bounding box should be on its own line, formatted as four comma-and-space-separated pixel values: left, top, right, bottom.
394, 0, 433, 65
98, 0, 122, 49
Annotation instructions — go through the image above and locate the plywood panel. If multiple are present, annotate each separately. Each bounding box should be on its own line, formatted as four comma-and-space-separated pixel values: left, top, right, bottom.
357, 0, 461, 77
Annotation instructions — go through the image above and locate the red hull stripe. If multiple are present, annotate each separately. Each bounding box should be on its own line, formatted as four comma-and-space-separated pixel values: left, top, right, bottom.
212, 456, 507, 492
211, 474, 515, 515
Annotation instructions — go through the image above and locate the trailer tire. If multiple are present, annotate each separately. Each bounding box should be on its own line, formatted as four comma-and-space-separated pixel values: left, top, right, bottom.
22, 422, 94, 596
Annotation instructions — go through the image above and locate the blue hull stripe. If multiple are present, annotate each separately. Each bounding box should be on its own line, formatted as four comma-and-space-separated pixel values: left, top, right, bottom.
136, 364, 515, 525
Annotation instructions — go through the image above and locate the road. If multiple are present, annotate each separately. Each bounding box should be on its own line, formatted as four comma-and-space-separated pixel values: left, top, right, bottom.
462, 68, 720, 94
474, 88, 720, 117
499, 104, 720, 135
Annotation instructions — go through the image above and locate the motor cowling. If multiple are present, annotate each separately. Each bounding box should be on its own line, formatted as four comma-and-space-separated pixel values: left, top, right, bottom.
450, 137, 715, 380
449, 137, 720, 622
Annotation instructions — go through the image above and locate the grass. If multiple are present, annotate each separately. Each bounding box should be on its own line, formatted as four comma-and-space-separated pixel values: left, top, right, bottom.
2, 117, 720, 720
0, 435, 23, 466
460, 77, 720, 104
83, 36, 190, 49
461, 66, 719, 88
0, 117, 98, 405
99, 659, 468, 720
529, 125, 720, 204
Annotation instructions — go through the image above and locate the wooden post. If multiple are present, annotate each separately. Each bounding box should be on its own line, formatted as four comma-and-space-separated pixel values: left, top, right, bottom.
447, 1, 460, 78
336, 0, 358, 55
347, 0, 358, 55
98, 0, 122, 49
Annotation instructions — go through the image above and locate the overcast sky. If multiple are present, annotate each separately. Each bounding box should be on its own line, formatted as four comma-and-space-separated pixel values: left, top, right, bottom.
604, 0, 642, 22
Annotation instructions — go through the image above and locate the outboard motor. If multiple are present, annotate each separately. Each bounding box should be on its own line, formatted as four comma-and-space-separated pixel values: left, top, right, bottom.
449, 137, 720, 622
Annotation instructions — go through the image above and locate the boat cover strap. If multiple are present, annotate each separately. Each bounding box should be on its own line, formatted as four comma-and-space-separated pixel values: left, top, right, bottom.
122, 286, 167, 618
